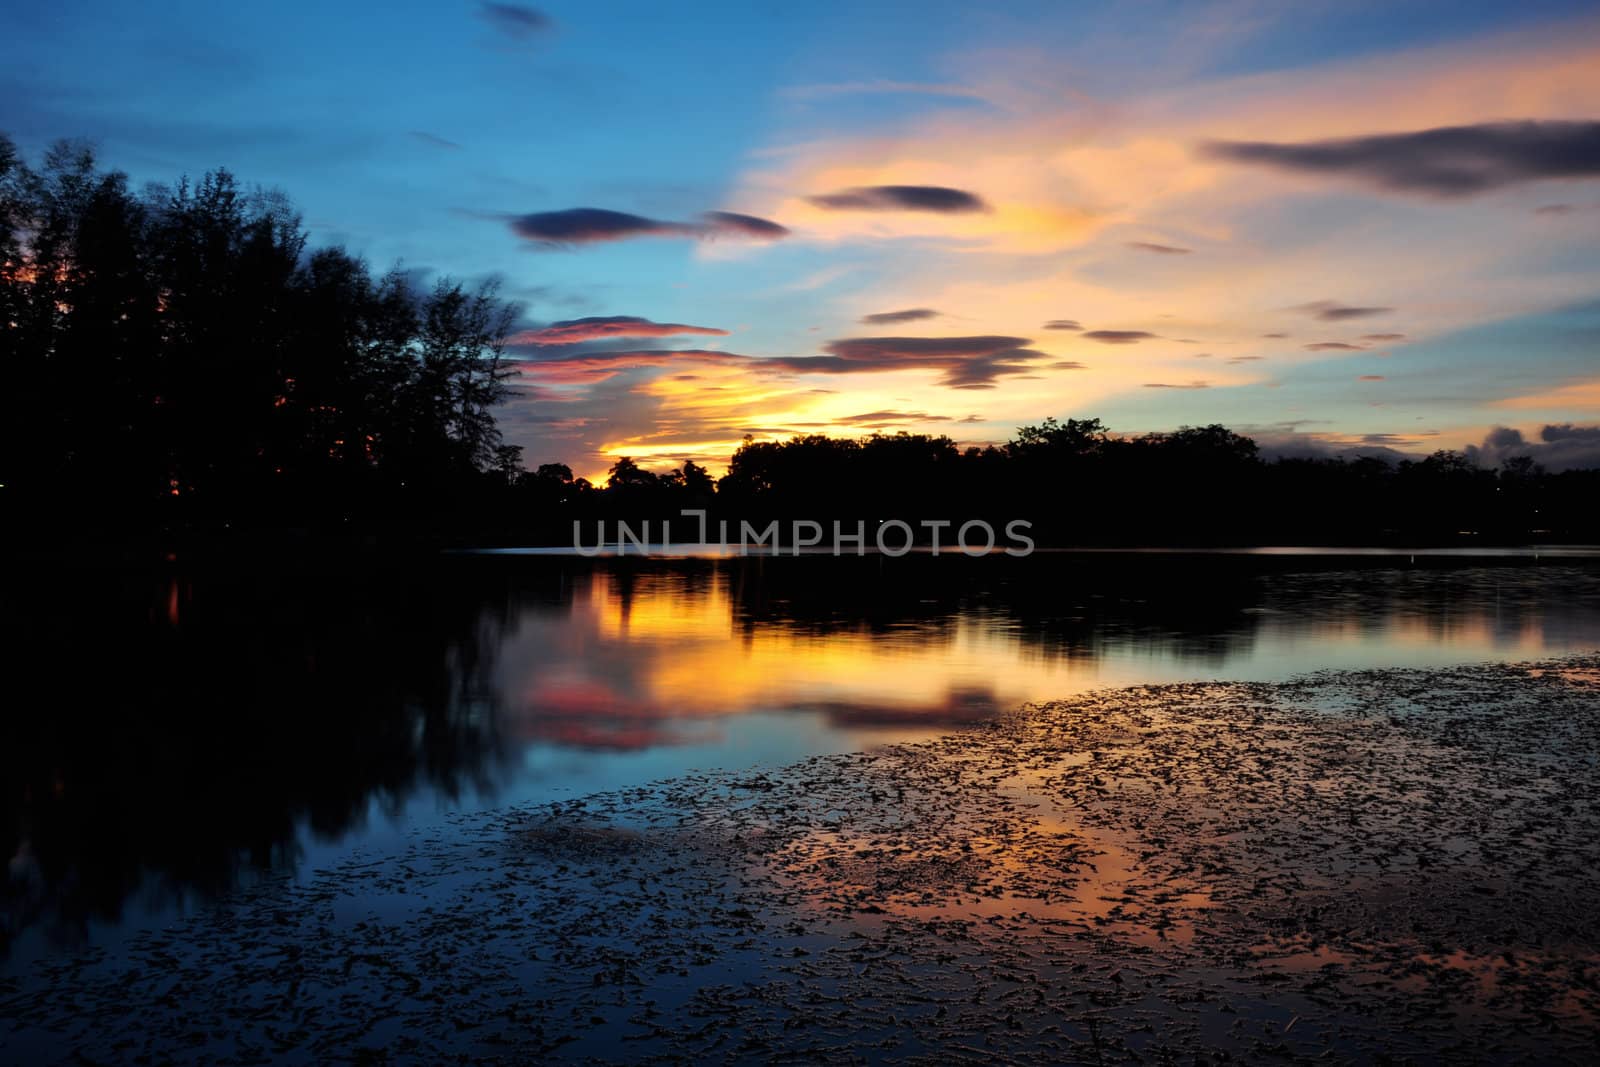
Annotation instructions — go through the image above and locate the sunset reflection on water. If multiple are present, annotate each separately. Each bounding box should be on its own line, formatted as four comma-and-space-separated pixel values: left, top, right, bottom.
5, 554, 1598, 965
490, 559, 1597, 767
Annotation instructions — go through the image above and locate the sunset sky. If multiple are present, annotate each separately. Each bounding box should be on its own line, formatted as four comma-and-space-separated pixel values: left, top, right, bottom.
6, 0, 1600, 480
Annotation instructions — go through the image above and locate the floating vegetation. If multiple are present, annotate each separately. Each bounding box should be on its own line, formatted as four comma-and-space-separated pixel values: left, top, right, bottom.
3, 657, 1597, 1063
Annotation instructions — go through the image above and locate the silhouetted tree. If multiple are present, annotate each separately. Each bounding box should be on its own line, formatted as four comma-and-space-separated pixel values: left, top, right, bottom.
607, 456, 658, 490
1, 137, 516, 538
4, 133, 1597, 548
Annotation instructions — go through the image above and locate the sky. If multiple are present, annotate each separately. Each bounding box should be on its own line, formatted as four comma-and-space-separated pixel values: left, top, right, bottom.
4, 0, 1600, 480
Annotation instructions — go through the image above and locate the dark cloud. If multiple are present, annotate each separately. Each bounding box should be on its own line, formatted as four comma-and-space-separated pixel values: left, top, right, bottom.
806, 185, 989, 213
860, 308, 940, 325
1082, 330, 1158, 344
506, 316, 729, 347
823, 336, 1030, 360
1293, 300, 1392, 321
1226, 355, 1263, 364
509, 208, 694, 247
1050, 361, 1087, 370
1304, 342, 1366, 351
1252, 430, 1418, 464
1358, 374, 1387, 381
510, 333, 1045, 390
507, 348, 748, 385
1533, 201, 1600, 216
1127, 241, 1192, 255
1142, 381, 1211, 389
508, 207, 787, 248
1203, 120, 1600, 196
1360, 333, 1406, 342
1465, 423, 1600, 472
1261, 332, 1290, 339
834, 410, 955, 424
409, 130, 461, 150
477, 3, 552, 39
700, 210, 790, 240
1042, 319, 1082, 331
765, 335, 1040, 389
502, 282, 596, 309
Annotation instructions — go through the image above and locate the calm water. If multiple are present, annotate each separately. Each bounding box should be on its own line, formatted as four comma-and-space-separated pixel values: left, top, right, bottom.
4, 550, 1600, 968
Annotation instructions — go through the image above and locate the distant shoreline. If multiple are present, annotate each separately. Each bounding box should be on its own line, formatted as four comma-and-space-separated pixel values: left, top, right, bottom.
9, 530, 1600, 568
459, 541, 1600, 559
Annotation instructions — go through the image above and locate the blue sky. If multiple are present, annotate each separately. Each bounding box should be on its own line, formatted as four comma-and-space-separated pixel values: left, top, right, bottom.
5, 0, 1599, 476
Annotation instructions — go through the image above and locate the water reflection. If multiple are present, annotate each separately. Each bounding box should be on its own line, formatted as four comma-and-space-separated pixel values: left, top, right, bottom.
493, 556, 1600, 752
3, 554, 1599, 961
1, 565, 512, 959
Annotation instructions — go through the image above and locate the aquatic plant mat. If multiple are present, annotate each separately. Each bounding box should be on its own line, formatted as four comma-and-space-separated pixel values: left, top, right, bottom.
5, 657, 1599, 1063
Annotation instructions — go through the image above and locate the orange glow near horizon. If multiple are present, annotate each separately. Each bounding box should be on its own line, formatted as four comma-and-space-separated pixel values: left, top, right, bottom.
502, 19, 1600, 480
493, 567, 1569, 751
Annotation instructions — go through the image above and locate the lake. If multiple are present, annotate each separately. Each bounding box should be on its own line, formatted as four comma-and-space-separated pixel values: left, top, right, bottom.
4, 549, 1600, 970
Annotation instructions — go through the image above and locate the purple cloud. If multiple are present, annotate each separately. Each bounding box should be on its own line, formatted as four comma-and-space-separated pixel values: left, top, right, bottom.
764, 335, 1041, 389
1204, 120, 1600, 196
807, 184, 989, 213
860, 308, 940, 325
509, 207, 787, 248
1083, 330, 1158, 344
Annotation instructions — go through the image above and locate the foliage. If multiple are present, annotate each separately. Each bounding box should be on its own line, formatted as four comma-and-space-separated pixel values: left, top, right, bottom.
1, 136, 512, 532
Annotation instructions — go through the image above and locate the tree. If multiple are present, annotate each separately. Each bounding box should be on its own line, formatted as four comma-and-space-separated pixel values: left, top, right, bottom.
0, 137, 522, 535
1007, 416, 1107, 459
493, 445, 525, 483
533, 462, 573, 484
606, 456, 658, 490
676, 459, 714, 496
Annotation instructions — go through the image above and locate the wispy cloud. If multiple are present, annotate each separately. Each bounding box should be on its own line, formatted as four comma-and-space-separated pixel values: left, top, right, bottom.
701, 211, 791, 240
1204, 120, 1600, 197
1494, 378, 1600, 412
833, 409, 958, 424
507, 316, 730, 347
1083, 330, 1158, 344
807, 185, 989, 213
477, 3, 552, 41
764, 335, 1042, 389
1293, 300, 1393, 321
860, 307, 940, 325
508, 348, 749, 386
508, 207, 788, 248
409, 130, 461, 150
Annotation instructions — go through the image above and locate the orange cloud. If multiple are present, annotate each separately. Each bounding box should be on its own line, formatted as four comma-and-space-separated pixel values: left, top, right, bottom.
507, 316, 729, 346
1495, 378, 1600, 413
509, 16, 1600, 480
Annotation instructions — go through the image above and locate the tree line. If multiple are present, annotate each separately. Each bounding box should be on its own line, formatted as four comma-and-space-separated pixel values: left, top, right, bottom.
2, 136, 514, 539
4, 137, 1595, 548
519, 421, 1598, 546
